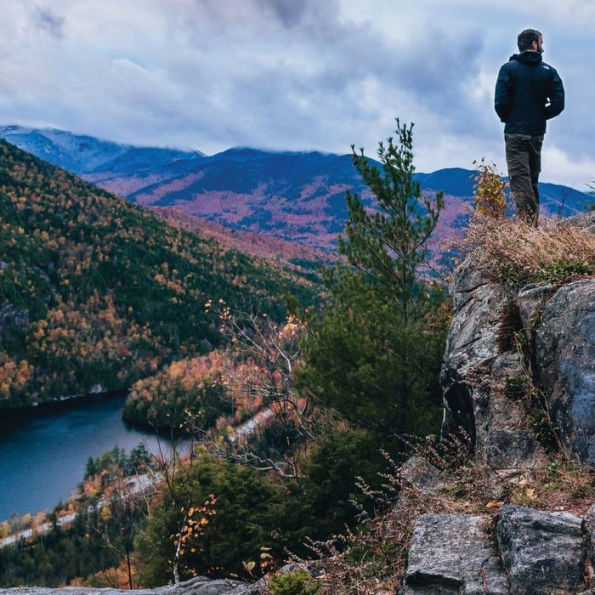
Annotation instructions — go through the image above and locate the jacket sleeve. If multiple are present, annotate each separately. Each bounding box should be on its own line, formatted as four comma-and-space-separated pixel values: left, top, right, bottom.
494, 65, 512, 122
545, 68, 564, 119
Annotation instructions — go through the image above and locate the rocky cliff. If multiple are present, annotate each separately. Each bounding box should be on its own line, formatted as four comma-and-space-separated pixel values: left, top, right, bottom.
441, 262, 594, 472
400, 214, 594, 594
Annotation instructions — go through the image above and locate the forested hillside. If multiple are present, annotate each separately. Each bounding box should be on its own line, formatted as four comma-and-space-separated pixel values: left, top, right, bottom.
0, 140, 317, 408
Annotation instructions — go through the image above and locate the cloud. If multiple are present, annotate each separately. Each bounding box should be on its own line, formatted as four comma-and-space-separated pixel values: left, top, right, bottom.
150, 0, 488, 152
33, 5, 65, 39
0, 0, 592, 188
256, 0, 309, 28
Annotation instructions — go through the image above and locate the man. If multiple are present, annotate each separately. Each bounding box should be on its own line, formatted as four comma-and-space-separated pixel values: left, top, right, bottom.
495, 29, 564, 225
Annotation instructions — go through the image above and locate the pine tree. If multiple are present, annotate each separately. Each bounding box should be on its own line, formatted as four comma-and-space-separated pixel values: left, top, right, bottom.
298, 119, 447, 438
339, 119, 443, 324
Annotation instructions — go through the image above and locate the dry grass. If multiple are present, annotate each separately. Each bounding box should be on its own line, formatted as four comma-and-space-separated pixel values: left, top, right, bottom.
504, 458, 595, 515
286, 483, 432, 594
273, 435, 594, 594
461, 215, 594, 286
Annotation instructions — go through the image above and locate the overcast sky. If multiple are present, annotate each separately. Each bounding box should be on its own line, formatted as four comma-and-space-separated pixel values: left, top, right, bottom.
0, 0, 594, 189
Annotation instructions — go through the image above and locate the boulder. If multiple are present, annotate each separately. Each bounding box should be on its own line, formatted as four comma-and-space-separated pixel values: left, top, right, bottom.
400, 513, 507, 594
0, 576, 259, 595
585, 504, 595, 588
497, 505, 586, 594
535, 279, 595, 466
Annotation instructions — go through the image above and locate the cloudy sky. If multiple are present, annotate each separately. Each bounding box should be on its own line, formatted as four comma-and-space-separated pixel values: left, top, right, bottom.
1, 0, 594, 188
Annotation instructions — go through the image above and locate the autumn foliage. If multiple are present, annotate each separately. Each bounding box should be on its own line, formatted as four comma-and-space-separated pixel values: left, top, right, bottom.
472, 158, 508, 218
0, 140, 316, 407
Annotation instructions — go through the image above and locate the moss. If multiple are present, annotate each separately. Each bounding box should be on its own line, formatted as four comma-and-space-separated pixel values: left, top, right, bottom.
268, 569, 320, 595
505, 375, 530, 401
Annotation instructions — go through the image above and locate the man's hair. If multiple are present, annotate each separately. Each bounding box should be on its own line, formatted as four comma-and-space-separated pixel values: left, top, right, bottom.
517, 29, 542, 51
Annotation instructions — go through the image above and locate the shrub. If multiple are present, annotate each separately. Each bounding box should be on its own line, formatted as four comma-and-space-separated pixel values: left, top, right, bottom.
268, 568, 320, 595
134, 453, 306, 586
472, 158, 507, 218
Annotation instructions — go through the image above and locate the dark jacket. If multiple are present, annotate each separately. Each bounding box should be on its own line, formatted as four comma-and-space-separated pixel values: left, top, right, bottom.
495, 51, 564, 135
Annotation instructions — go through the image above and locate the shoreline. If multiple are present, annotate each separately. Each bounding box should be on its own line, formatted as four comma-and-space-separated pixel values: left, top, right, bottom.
0, 389, 129, 424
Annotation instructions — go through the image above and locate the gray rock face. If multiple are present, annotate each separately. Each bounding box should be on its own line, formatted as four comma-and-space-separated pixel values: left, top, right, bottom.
497, 505, 586, 594
399, 455, 446, 495
442, 261, 516, 379
584, 503, 595, 581
400, 513, 508, 594
442, 256, 594, 469
516, 283, 555, 337
0, 576, 259, 595
441, 262, 545, 470
536, 279, 595, 466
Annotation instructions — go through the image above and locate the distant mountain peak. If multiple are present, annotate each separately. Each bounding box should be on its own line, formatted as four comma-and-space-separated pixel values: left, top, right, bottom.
0, 124, 205, 176
1, 125, 590, 252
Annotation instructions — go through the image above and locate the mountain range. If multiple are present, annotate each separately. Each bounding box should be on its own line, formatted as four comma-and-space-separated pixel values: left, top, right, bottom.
1, 125, 592, 251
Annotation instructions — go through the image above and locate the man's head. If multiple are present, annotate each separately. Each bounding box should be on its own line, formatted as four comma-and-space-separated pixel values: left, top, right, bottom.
518, 29, 543, 53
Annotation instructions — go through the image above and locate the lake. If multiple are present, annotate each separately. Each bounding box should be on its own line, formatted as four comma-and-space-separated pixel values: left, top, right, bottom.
0, 394, 179, 520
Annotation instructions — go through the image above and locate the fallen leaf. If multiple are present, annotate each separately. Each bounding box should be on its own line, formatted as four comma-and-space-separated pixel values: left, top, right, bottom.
486, 501, 504, 509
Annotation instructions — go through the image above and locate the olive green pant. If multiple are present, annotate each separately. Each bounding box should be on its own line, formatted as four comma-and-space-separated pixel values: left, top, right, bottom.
505, 134, 544, 226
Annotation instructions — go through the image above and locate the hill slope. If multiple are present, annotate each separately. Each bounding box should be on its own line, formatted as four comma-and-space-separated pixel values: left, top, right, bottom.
0, 140, 316, 408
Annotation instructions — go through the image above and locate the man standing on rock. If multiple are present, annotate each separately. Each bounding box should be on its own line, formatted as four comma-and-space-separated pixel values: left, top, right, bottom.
495, 29, 565, 226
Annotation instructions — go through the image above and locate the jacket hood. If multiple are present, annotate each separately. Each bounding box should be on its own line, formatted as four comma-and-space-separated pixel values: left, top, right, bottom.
509, 51, 543, 66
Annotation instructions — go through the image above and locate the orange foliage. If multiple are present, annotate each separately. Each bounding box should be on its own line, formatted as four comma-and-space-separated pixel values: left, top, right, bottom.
173, 494, 217, 571
472, 158, 508, 218
0, 355, 33, 400
71, 559, 138, 590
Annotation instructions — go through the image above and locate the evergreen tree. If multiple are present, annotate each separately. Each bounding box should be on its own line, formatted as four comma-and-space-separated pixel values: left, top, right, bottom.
298, 119, 447, 439
85, 456, 97, 478
340, 119, 443, 323
134, 453, 304, 585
